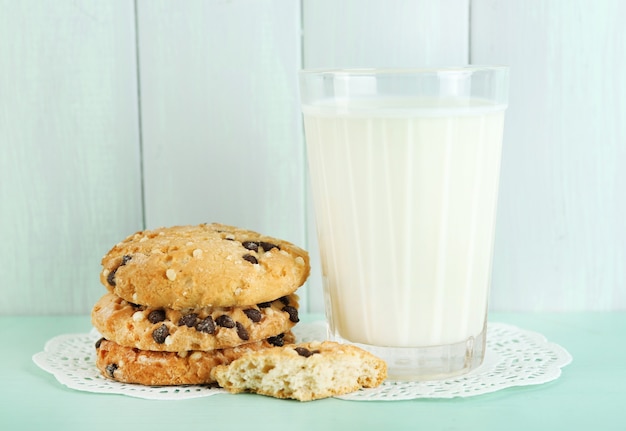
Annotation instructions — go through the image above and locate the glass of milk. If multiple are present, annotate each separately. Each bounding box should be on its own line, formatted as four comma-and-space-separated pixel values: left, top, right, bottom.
299, 67, 509, 380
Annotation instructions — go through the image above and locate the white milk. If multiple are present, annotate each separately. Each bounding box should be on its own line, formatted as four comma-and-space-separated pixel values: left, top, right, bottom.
303, 99, 505, 347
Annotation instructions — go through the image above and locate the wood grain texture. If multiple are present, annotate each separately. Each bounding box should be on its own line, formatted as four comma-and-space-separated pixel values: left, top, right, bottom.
3, 0, 624, 315
303, 0, 469, 68
136, 0, 309, 309
0, 1, 143, 314
302, 0, 470, 312
472, 0, 626, 311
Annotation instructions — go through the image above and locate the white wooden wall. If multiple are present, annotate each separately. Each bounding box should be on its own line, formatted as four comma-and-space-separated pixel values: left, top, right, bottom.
472, 0, 626, 311
1, 0, 624, 315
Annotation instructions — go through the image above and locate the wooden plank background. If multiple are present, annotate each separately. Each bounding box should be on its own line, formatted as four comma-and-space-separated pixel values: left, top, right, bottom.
472, 0, 626, 311
0, 0, 143, 314
135, 0, 309, 309
1, 0, 624, 315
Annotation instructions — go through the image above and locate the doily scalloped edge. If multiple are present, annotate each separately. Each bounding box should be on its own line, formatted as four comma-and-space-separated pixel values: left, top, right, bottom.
32, 321, 572, 401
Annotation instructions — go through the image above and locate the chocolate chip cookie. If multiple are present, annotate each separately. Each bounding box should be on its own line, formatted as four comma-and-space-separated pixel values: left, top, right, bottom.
100, 223, 310, 309
95, 332, 295, 386
211, 341, 388, 401
92, 292, 300, 352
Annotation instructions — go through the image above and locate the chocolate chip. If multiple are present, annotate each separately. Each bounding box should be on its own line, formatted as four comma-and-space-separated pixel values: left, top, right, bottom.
196, 316, 216, 334
147, 309, 166, 324
242, 241, 259, 252
243, 308, 262, 323
279, 296, 290, 305
105, 363, 118, 378
178, 313, 198, 327
294, 347, 313, 357
106, 270, 117, 286
257, 301, 272, 308
259, 242, 279, 252
282, 305, 299, 323
236, 322, 249, 340
215, 315, 235, 328
95, 337, 105, 349
106, 255, 132, 286
152, 324, 169, 344
242, 254, 258, 264
268, 333, 285, 347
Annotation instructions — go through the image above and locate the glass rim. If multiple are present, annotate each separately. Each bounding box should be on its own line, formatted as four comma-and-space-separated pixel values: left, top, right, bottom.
299, 65, 509, 77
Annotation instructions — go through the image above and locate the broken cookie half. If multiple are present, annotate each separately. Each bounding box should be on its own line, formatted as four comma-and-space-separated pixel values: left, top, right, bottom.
211, 341, 387, 401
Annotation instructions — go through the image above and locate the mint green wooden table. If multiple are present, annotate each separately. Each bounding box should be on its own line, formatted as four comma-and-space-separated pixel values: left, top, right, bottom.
1, 312, 624, 430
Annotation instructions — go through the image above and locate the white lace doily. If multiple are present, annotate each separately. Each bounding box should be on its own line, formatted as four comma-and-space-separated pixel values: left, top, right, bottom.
33, 321, 571, 401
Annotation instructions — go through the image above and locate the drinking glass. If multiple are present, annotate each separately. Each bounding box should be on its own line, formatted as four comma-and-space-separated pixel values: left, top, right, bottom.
299, 67, 509, 380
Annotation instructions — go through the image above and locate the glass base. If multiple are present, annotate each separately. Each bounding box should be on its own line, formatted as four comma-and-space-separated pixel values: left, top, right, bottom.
330, 325, 487, 381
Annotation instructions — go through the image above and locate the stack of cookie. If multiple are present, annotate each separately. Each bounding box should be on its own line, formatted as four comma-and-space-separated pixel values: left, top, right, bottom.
91, 223, 310, 386
92, 222, 388, 400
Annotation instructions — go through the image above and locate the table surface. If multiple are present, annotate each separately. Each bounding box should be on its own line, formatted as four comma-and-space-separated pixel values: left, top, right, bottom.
1, 312, 624, 431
